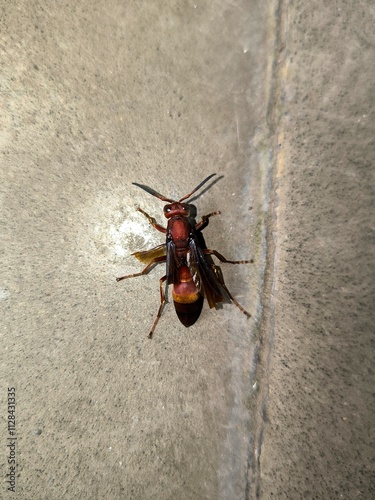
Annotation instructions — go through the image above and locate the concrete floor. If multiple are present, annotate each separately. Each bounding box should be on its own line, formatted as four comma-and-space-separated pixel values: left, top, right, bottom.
259, 2, 375, 498
1, 1, 374, 499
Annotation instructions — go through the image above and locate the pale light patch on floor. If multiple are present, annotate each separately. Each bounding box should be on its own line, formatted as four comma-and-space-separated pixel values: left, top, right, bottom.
80, 188, 163, 276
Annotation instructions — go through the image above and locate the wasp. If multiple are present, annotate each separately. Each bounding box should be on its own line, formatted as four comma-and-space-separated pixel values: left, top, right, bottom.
116, 174, 253, 338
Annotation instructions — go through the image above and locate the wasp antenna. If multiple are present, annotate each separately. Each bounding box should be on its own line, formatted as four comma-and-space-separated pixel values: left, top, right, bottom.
178, 173, 217, 202
132, 183, 175, 203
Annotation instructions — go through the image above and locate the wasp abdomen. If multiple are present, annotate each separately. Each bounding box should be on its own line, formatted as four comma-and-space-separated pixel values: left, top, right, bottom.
172, 266, 203, 327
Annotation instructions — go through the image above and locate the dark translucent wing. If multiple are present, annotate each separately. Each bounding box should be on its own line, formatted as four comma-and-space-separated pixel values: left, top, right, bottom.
166, 239, 179, 285
132, 244, 166, 264
188, 237, 226, 309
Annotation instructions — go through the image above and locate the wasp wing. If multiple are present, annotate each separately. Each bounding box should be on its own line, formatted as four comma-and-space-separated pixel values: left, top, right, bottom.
132, 243, 166, 264
165, 238, 179, 285
188, 237, 226, 309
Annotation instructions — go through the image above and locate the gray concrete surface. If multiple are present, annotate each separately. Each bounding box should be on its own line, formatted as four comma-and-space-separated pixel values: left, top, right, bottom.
258, 1, 375, 499
1, 1, 271, 499
1, 1, 374, 499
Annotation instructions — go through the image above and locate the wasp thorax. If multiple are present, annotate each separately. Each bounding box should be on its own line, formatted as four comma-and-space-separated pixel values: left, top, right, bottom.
163, 203, 190, 218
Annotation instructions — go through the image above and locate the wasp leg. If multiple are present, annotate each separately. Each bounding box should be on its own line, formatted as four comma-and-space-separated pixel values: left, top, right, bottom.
116, 256, 166, 282
195, 211, 221, 231
148, 275, 167, 339
137, 207, 166, 233
211, 265, 251, 318
203, 248, 254, 265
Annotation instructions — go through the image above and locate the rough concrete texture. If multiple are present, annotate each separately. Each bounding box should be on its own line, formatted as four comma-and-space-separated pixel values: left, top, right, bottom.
1, 1, 374, 500
1, 1, 270, 499
258, 1, 375, 499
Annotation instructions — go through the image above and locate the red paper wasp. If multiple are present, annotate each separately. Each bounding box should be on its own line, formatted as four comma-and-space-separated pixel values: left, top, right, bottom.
116, 173, 253, 338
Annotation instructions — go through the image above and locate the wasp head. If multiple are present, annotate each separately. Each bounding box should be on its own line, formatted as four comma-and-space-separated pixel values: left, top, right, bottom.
163, 202, 190, 219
